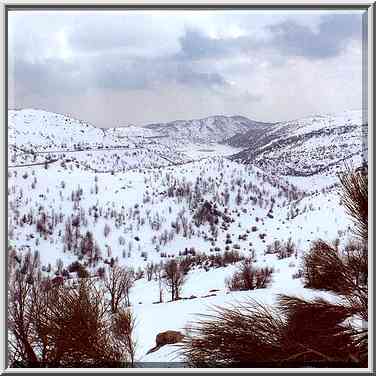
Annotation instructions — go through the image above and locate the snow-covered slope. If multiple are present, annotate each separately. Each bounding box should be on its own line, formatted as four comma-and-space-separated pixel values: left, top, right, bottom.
9, 109, 107, 150
8, 155, 353, 361
103, 125, 157, 140
144, 115, 271, 145
231, 110, 367, 177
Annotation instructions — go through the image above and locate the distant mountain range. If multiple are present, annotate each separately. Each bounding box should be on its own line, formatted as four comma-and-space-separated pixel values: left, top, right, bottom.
8, 108, 366, 177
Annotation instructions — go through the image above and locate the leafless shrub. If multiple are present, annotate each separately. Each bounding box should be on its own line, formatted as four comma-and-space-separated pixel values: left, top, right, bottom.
112, 308, 137, 367
8, 272, 130, 367
266, 238, 296, 259
225, 261, 273, 291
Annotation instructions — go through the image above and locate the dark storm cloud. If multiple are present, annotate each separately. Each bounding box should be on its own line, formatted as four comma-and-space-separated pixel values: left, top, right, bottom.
268, 14, 362, 59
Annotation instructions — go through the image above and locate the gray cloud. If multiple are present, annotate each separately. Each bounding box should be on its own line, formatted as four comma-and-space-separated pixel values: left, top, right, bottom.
178, 28, 257, 60
10, 51, 229, 99
106, 65, 225, 90
178, 13, 362, 62
174, 68, 227, 87
268, 13, 362, 59
10, 58, 85, 98
93, 54, 228, 90
179, 28, 229, 59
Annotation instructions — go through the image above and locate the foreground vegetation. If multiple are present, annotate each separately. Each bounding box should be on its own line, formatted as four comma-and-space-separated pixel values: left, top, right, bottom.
178, 169, 368, 368
8, 167, 367, 368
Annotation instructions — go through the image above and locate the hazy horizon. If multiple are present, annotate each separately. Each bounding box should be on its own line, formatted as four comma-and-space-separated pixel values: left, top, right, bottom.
7, 104, 364, 129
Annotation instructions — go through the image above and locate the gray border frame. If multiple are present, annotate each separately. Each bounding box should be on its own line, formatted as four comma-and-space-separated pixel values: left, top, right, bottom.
2, 2, 374, 374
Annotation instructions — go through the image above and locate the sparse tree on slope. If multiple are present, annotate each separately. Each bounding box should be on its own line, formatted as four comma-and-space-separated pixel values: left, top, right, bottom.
163, 259, 186, 301
103, 265, 134, 313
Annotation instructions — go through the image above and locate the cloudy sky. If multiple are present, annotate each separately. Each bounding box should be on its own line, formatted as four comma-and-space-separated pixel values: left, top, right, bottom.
8, 9, 366, 127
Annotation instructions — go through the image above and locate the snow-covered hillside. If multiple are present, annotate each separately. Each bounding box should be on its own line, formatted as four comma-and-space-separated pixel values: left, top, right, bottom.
231, 110, 367, 177
7, 108, 366, 364
9, 109, 106, 150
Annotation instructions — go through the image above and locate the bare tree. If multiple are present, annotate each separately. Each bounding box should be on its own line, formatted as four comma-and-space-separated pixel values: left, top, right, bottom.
145, 262, 154, 282
8, 269, 39, 366
163, 260, 186, 301
104, 223, 111, 238
154, 262, 164, 303
103, 265, 134, 313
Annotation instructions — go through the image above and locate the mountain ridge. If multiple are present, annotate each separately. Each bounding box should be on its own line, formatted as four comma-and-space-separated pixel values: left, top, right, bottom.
8, 108, 366, 177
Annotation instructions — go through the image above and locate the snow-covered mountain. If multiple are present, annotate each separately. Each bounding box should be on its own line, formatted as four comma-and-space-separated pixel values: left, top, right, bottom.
8, 109, 270, 171
102, 115, 271, 146
9, 108, 366, 178
143, 115, 271, 144
230, 110, 367, 177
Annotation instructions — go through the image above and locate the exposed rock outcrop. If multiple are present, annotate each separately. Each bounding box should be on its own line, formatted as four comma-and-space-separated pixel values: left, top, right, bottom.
146, 330, 184, 355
